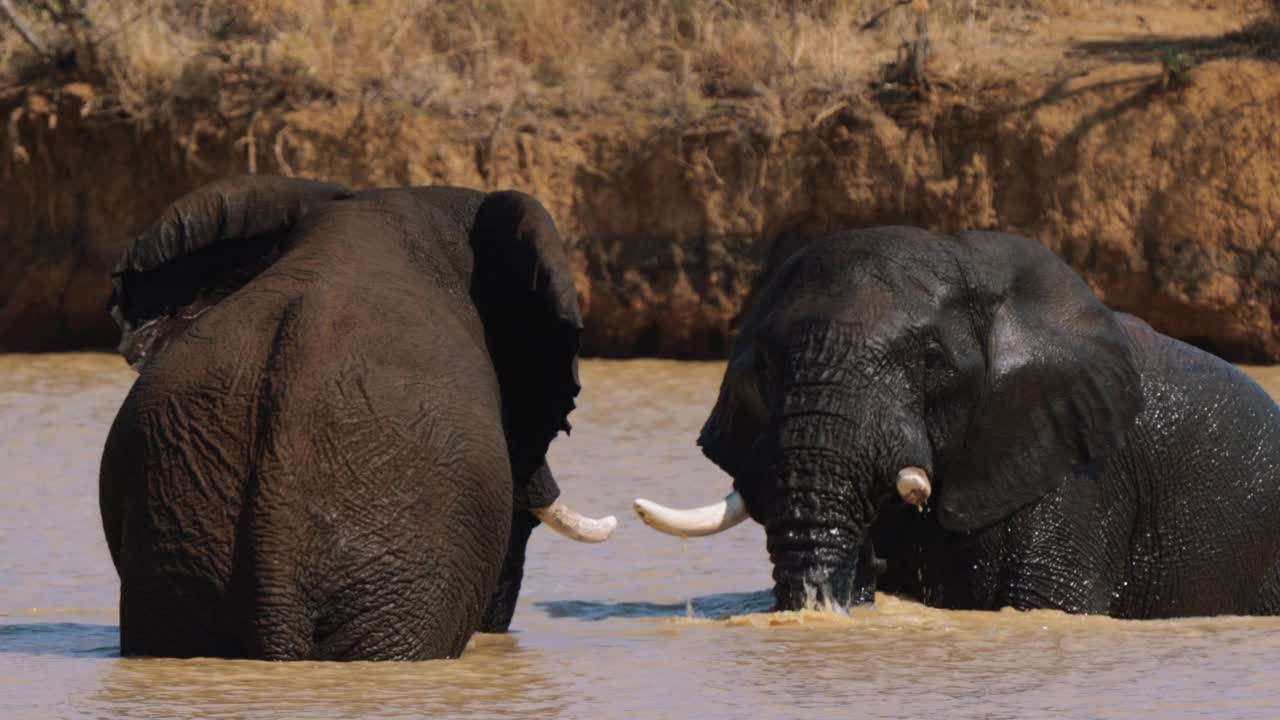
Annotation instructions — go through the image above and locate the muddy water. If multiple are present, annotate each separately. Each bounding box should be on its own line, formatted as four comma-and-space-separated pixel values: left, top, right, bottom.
2, 354, 1279, 719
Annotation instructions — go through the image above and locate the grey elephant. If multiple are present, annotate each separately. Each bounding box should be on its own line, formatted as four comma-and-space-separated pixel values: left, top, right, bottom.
100, 176, 615, 660
636, 227, 1280, 618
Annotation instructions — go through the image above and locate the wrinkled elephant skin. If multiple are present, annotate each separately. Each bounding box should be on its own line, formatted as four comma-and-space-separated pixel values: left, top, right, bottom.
648, 227, 1280, 618
99, 176, 612, 660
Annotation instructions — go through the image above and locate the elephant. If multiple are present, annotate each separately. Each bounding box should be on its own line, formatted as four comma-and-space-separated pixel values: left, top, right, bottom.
99, 175, 616, 660
635, 226, 1280, 618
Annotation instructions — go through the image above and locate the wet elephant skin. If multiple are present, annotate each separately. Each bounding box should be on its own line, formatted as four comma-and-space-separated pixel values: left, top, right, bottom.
697, 227, 1280, 617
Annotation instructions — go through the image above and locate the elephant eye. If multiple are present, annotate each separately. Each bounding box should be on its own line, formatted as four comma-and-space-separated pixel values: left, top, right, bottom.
923, 343, 949, 371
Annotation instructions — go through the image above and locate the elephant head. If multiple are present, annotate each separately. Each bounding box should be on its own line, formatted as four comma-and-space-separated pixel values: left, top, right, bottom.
635, 227, 1140, 611
108, 176, 613, 549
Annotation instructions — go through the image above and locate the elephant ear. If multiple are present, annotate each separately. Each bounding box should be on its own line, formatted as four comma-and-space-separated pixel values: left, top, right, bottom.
109, 175, 352, 369
697, 316, 769, 480
469, 191, 583, 492
700, 235, 825, 480
936, 232, 1142, 531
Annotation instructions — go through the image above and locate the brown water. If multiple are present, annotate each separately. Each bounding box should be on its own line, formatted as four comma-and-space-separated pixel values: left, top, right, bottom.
3, 354, 1280, 719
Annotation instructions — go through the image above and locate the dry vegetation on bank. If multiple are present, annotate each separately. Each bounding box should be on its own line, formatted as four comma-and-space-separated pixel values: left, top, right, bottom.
3, 1, 1278, 360
5, 0, 1272, 135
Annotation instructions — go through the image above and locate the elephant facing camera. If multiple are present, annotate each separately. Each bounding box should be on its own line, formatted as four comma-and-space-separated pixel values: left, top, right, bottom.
636, 226, 1280, 619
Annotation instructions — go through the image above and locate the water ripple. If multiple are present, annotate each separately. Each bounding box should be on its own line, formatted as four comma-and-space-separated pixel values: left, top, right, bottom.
537, 590, 775, 621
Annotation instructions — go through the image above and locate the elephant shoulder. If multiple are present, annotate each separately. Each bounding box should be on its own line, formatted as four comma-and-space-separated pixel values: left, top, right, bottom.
1115, 312, 1280, 455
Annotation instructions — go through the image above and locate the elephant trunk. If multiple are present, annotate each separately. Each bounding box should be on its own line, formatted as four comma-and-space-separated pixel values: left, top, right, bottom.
764, 401, 880, 612
765, 449, 877, 612
764, 378, 929, 612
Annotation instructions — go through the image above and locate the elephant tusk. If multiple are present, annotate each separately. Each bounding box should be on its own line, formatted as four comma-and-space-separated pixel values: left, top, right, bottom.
532, 500, 617, 543
632, 490, 749, 538
896, 466, 931, 508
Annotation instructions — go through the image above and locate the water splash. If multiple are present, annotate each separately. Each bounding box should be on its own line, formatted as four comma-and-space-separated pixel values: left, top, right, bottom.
800, 571, 852, 616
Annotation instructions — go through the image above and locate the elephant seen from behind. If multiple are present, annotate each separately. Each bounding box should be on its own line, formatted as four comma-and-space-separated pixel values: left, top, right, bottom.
100, 175, 615, 660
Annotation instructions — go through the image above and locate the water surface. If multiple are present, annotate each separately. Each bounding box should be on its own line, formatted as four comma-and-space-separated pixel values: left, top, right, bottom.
2, 354, 1278, 719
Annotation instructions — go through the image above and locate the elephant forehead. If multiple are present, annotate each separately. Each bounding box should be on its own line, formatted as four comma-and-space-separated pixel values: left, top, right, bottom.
847, 277, 925, 315
778, 237, 943, 299
773, 271, 934, 339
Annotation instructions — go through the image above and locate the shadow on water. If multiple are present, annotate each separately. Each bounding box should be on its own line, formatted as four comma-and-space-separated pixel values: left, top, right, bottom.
0, 623, 119, 657
537, 590, 775, 621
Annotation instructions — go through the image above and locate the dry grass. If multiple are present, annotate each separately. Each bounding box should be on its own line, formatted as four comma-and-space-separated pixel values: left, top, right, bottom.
0, 0, 1258, 132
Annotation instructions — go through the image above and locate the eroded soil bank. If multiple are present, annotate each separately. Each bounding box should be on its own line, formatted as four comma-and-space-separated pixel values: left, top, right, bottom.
3, 25, 1277, 360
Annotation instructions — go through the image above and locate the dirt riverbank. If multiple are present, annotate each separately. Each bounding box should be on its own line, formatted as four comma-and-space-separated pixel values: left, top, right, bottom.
2, 1, 1276, 360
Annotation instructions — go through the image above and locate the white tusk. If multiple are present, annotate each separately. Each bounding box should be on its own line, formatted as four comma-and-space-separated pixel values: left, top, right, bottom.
532, 500, 617, 543
632, 490, 749, 538
896, 466, 931, 508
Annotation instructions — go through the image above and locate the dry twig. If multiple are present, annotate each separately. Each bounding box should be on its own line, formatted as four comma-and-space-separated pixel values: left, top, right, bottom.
861, 0, 913, 32
273, 127, 295, 177
0, 0, 50, 57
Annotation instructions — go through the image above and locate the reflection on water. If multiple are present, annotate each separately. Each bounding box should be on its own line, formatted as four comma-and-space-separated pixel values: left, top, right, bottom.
2, 354, 1280, 719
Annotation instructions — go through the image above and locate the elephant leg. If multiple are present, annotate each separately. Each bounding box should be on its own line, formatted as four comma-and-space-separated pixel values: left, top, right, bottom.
988, 482, 1127, 615
478, 511, 539, 633
118, 544, 313, 659
119, 575, 241, 658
